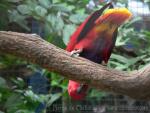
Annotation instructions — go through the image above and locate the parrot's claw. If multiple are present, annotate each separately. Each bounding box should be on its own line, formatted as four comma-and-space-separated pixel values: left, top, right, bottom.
70, 49, 83, 57
102, 61, 107, 66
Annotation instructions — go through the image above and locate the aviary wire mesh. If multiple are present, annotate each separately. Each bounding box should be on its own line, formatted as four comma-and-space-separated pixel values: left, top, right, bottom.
128, 0, 150, 30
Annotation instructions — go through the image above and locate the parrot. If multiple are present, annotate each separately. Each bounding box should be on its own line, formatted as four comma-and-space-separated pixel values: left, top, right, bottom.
66, 2, 132, 100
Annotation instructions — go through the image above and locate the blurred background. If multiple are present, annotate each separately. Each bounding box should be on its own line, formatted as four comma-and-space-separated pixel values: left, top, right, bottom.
0, 0, 150, 113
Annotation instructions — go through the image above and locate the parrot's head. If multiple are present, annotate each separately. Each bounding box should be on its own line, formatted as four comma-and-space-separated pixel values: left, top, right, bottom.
95, 8, 132, 33
68, 80, 88, 100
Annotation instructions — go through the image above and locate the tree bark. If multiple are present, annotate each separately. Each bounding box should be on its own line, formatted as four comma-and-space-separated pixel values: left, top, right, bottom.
0, 31, 150, 100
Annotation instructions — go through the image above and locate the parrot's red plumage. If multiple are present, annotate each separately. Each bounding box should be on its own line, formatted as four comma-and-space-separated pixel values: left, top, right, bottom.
66, 3, 132, 100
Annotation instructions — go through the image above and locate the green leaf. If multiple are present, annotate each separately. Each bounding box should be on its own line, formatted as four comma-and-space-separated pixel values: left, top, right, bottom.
46, 14, 56, 26
109, 61, 128, 70
69, 13, 88, 24
52, 0, 61, 3
144, 57, 150, 62
25, 0, 37, 11
127, 55, 146, 66
144, 31, 150, 37
0, 77, 7, 88
9, 10, 24, 22
110, 54, 129, 64
47, 93, 62, 106
6, 0, 23, 2
38, 0, 51, 9
55, 17, 64, 31
8, 10, 30, 31
11, 77, 25, 88
110, 54, 146, 70
75, 8, 86, 14
0, 111, 4, 113
17, 5, 30, 15
15, 110, 35, 113
4, 94, 22, 111
63, 24, 76, 45
50, 3, 72, 12
35, 5, 47, 17
125, 17, 142, 27
67, 5, 75, 11
46, 14, 64, 32
50, 73, 63, 86
24, 90, 39, 102
24, 90, 49, 103
115, 36, 129, 46
88, 89, 106, 98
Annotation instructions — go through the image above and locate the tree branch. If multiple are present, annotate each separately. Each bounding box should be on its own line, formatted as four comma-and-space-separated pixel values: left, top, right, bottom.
0, 31, 150, 100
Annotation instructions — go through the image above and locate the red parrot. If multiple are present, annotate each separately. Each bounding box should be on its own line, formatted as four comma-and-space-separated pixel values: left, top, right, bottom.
66, 3, 132, 100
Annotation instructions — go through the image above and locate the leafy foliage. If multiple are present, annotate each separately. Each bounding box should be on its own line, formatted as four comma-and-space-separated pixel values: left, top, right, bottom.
109, 17, 150, 71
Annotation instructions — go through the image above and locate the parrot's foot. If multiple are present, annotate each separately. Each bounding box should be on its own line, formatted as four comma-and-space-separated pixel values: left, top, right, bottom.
102, 61, 107, 66
70, 49, 83, 57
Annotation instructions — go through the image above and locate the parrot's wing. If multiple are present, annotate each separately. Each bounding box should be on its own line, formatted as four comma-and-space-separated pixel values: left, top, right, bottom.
105, 28, 118, 63
77, 2, 113, 42
66, 2, 113, 52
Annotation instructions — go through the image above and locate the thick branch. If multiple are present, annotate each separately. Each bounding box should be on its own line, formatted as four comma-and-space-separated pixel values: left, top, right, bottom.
0, 31, 150, 100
